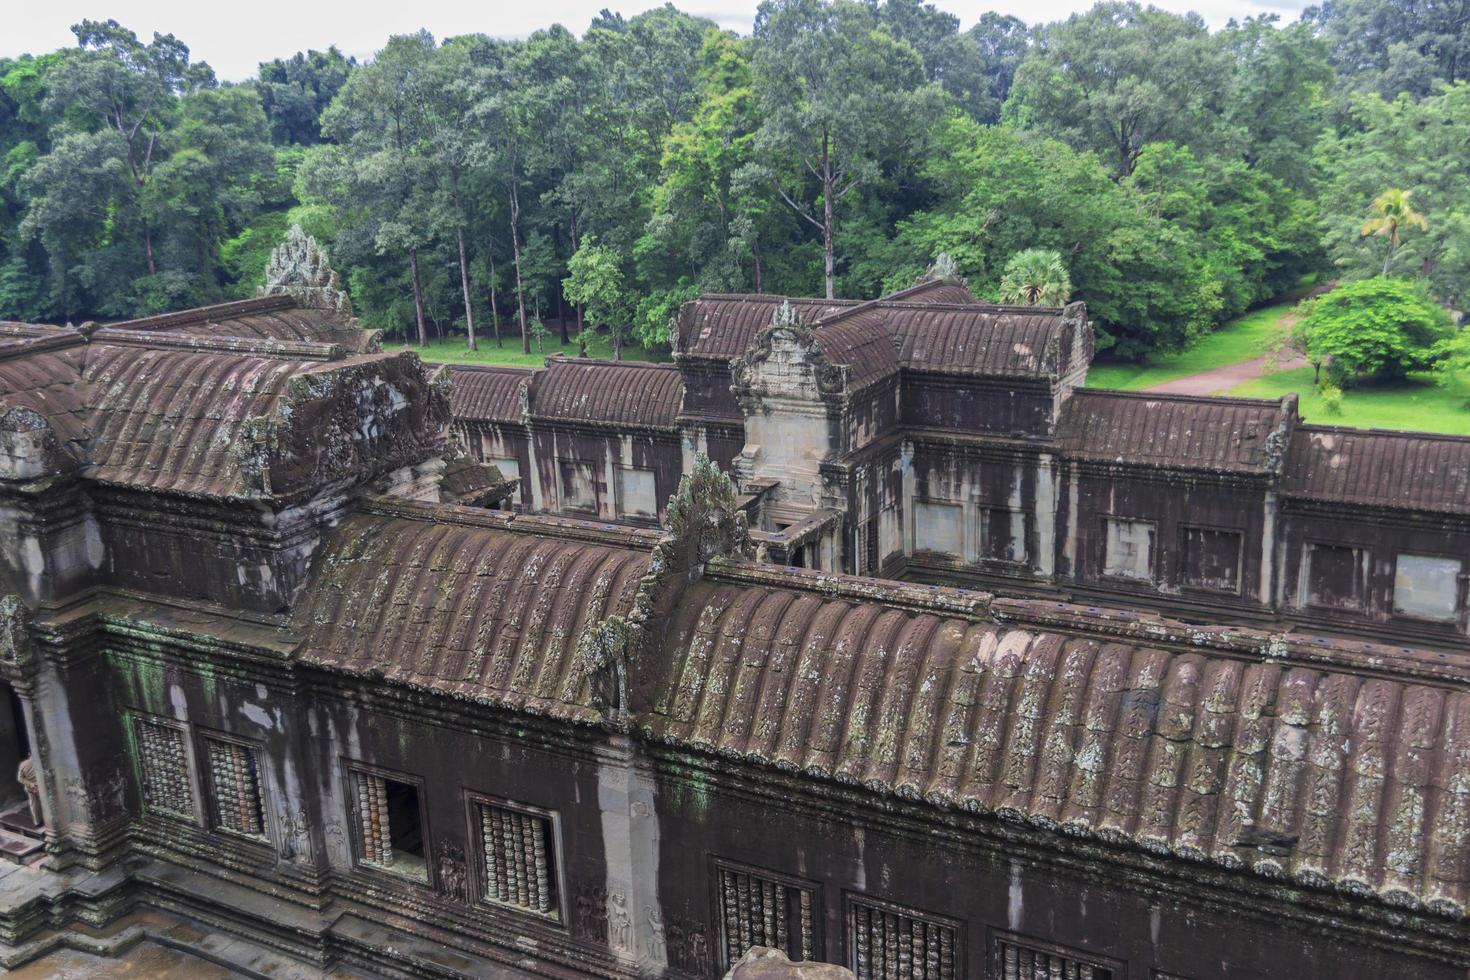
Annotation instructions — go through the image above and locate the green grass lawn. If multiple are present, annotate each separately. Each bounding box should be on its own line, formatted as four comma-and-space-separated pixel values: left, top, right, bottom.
1224, 367, 1470, 435
1085, 302, 1294, 390
386, 329, 670, 367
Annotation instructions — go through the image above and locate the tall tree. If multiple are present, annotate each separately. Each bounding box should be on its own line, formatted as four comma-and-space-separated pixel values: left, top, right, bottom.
307, 31, 436, 346
889, 115, 1221, 357
1316, 84, 1470, 305
1126, 141, 1321, 320
39, 20, 214, 279
0, 52, 68, 319
1005, 1, 1230, 178
873, 0, 1002, 121
256, 48, 354, 146
1307, 0, 1470, 98
1362, 188, 1429, 275
142, 85, 273, 310
523, 25, 594, 345
639, 29, 765, 341
18, 23, 273, 317
966, 13, 1031, 122
1221, 16, 1332, 193
471, 38, 535, 353
748, 0, 943, 298
423, 37, 482, 350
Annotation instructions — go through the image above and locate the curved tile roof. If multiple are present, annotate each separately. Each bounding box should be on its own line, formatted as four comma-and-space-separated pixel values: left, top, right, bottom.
674, 279, 982, 363
645, 576, 1470, 917
296, 512, 650, 721
1285, 426, 1470, 514
888, 279, 979, 306
0, 347, 90, 460
0, 322, 78, 358
676, 296, 857, 360
83, 345, 309, 497
889, 306, 1063, 378
104, 296, 371, 352
812, 315, 901, 392
448, 366, 530, 424
1058, 390, 1289, 473
529, 359, 683, 430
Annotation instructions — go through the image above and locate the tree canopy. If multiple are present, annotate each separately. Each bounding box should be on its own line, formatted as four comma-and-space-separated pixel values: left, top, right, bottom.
0, 0, 1463, 373
1300, 277, 1453, 383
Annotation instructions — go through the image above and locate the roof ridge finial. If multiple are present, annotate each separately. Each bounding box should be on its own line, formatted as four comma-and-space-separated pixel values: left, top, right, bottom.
574, 454, 751, 729
918, 251, 964, 287
772, 299, 802, 329
260, 225, 353, 315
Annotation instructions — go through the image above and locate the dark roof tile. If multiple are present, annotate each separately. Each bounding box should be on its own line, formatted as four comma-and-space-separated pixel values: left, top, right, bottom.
83, 344, 310, 497
104, 296, 374, 352
296, 512, 649, 720
676, 296, 858, 360
448, 366, 530, 424
812, 314, 901, 392
1058, 390, 1288, 473
644, 572, 1470, 915
0, 347, 90, 463
890, 305, 1065, 378
530, 359, 683, 430
1284, 425, 1470, 513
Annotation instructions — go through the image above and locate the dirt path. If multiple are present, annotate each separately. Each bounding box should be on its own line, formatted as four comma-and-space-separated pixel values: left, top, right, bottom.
1145, 308, 1306, 395
1145, 351, 1308, 395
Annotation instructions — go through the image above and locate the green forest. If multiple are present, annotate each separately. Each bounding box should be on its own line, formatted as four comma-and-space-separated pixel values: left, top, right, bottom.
1, 0, 1467, 373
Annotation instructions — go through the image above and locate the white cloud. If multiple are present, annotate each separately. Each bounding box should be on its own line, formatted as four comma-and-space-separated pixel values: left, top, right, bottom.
2, 0, 1313, 83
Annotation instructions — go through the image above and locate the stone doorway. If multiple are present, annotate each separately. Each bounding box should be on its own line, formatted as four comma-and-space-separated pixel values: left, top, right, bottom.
0, 682, 43, 862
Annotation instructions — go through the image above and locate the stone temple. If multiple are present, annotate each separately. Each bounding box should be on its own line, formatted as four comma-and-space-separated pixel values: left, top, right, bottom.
0, 235, 1467, 977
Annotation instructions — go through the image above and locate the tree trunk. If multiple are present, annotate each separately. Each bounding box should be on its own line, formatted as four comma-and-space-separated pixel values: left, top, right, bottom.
753, 234, 763, 294
487, 246, 503, 348
408, 248, 428, 349
454, 198, 477, 350
556, 267, 569, 346
143, 222, 157, 277
509, 183, 530, 355
821, 128, 836, 300
566, 219, 579, 345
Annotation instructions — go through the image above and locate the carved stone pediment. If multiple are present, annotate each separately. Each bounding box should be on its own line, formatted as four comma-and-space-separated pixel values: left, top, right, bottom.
730, 302, 847, 408
235, 353, 451, 500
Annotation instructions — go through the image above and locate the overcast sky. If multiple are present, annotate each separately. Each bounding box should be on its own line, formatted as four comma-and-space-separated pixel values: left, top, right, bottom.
5, 0, 1314, 82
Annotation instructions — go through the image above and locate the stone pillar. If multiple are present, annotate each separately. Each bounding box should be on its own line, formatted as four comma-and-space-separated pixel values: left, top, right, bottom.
594, 734, 667, 975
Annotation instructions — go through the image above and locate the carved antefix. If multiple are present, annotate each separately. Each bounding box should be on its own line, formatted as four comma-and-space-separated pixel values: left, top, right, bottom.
577, 617, 635, 725
0, 406, 67, 481
915, 250, 966, 288
574, 456, 750, 726
234, 353, 450, 500
663, 454, 752, 569
260, 225, 353, 315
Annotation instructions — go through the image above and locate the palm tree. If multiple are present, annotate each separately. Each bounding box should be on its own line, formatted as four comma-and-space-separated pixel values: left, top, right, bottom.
999, 249, 1073, 306
1361, 188, 1428, 276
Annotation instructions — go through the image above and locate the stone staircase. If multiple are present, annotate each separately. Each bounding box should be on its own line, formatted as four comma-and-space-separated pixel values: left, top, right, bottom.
0, 802, 44, 864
